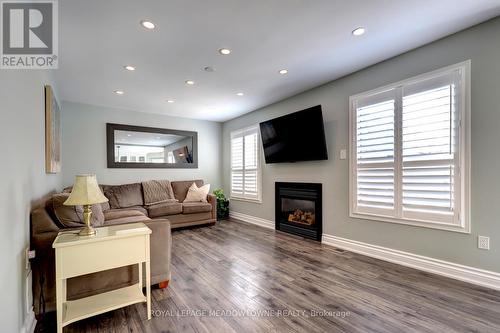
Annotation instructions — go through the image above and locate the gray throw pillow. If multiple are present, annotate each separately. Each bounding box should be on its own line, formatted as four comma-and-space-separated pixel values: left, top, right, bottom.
103, 183, 144, 209
49, 193, 105, 228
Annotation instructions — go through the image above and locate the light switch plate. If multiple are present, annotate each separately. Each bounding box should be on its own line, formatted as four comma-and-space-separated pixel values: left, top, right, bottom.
340, 149, 347, 160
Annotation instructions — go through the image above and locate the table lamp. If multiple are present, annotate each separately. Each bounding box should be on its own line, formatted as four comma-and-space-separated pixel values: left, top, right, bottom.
64, 174, 108, 236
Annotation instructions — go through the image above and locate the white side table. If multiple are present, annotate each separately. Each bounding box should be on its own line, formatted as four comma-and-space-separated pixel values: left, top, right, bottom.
52, 222, 152, 333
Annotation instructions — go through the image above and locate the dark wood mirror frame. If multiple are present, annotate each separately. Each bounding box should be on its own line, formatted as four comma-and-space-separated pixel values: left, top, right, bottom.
106, 123, 198, 169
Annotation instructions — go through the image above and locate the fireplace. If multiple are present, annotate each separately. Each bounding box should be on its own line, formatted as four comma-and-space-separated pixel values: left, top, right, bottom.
275, 182, 322, 241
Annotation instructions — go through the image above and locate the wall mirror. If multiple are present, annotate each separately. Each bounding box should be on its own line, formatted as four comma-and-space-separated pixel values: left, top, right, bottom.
106, 123, 198, 168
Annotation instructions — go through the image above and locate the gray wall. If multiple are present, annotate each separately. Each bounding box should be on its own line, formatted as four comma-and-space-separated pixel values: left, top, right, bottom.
222, 17, 500, 272
61, 102, 222, 188
0, 71, 62, 332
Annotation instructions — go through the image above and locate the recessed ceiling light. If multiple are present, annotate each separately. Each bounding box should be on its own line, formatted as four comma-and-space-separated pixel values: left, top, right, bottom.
279, 69, 288, 75
219, 48, 231, 55
127, 134, 132, 137
167, 100, 175, 103
236, 92, 244, 96
140, 20, 155, 30
185, 80, 195, 85
352, 27, 366, 36
124, 65, 135, 71
114, 90, 124, 95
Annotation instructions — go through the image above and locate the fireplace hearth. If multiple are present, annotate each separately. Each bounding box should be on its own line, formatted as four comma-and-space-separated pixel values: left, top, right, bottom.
275, 182, 322, 241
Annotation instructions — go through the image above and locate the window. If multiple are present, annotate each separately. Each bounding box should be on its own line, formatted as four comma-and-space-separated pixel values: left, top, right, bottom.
231, 125, 262, 202
349, 61, 470, 232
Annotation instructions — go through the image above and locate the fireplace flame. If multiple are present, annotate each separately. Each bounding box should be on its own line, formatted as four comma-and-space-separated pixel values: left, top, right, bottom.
288, 209, 315, 225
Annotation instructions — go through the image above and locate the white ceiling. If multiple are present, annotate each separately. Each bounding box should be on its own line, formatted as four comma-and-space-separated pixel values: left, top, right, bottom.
56, 0, 500, 122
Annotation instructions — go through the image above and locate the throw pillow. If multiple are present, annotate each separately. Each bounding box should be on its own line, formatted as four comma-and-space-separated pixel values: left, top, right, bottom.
103, 183, 144, 209
184, 182, 210, 203
49, 193, 105, 228
142, 180, 177, 205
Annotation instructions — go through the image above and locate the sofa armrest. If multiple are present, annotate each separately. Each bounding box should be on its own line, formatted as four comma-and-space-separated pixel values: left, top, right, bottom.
142, 218, 172, 283
207, 194, 217, 220
32, 230, 59, 257
31, 230, 59, 315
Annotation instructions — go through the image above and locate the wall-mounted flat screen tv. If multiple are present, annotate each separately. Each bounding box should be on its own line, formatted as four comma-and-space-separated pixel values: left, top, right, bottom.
259, 105, 328, 163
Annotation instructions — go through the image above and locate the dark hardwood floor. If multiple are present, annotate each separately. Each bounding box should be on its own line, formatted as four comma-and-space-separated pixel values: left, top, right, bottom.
42, 219, 500, 332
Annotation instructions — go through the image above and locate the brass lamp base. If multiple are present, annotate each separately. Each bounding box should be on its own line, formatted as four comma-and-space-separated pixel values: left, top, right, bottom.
79, 225, 96, 236
79, 204, 96, 237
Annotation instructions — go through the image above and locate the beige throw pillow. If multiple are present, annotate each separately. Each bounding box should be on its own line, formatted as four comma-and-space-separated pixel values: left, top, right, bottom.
184, 182, 210, 203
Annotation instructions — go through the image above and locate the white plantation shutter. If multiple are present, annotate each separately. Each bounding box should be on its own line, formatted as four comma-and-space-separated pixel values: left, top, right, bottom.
243, 132, 259, 198
350, 62, 470, 232
231, 136, 244, 196
356, 92, 396, 215
231, 126, 261, 201
402, 78, 459, 223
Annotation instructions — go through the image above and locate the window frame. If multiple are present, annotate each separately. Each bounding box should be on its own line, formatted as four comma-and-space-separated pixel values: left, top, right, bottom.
349, 61, 471, 233
230, 125, 263, 203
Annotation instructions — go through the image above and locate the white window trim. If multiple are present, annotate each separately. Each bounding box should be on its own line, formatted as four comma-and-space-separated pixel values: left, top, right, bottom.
230, 125, 263, 203
349, 60, 471, 233
230, 196, 263, 204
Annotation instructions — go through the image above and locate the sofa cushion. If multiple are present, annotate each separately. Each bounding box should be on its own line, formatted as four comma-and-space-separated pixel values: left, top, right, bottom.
104, 208, 147, 221
171, 180, 204, 202
48, 193, 105, 228
104, 215, 150, 226
164, 212, 213, 226
147, 202, 182, 218
182, 202, 212, 214
107, 206, 148, 217
103, 183, 143, 209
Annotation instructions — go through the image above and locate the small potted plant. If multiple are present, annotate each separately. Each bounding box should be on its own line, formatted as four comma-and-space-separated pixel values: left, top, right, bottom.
213, 188, 229, 220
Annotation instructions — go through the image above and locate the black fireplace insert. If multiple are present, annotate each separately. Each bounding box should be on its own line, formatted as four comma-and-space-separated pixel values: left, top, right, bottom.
275, 182, 322, 241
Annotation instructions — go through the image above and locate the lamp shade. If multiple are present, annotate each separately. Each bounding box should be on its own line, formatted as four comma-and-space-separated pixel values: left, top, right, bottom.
64, 174, 109, 206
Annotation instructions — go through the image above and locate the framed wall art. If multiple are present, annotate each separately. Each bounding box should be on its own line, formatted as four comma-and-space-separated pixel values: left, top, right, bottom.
45, 85, 61, 173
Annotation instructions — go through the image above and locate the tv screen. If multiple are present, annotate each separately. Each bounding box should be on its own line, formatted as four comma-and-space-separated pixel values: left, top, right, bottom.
259, 105, 328, 163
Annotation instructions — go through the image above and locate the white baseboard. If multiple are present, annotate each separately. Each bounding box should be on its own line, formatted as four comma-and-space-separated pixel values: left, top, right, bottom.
229, 211, 274, 229
20, 309, 36, 333
322, 234, 500, 291
21, 269, 36, 333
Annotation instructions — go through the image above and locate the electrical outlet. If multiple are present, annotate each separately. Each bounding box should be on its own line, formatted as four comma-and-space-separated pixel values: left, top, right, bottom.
478, 236, 490, 250
25, 247, 30, 270
25, 247, 35, 270
340, 149, 347, 160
